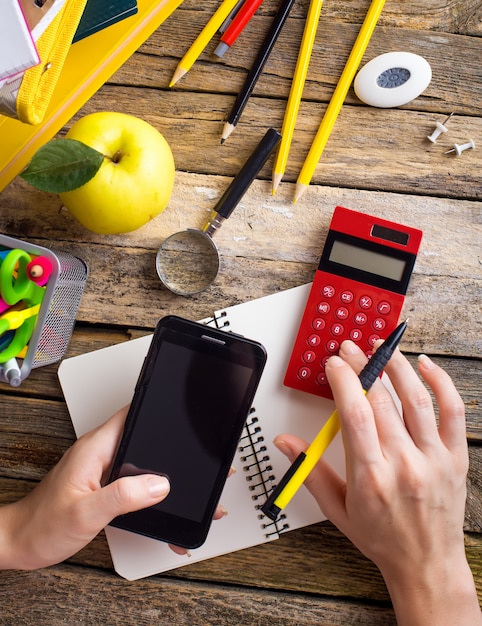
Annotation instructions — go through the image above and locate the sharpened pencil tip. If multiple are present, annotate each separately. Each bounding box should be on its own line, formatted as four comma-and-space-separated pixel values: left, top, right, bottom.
272, 172, 282, 195
221, 122, 235, 143
293, 182, 307, 203
169, 66, 186, 88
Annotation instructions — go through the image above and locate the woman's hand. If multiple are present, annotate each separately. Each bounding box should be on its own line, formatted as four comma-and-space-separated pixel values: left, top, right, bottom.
0, 406, 227, 570
274, 340, 481, 625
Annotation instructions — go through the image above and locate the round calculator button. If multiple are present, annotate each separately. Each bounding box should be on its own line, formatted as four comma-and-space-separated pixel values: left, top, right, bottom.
335, 306, 349, 320
307, 334, 321, 347
326, 339, 340, 353
317, 301, 331, 315
359, 295, 373, 309
298, 366, 311, 380
354, 312, 368, 326
372, 317, 386, 331
302, 350, 316, 363
321, 356, 330, 367
368, 334, 381, 347
322, 285, 336, 298
316, 371, 328, 385
377, 301, 392, 315
331, 322, 344, 336
340, 290, 354, 304
312, 317, 326, 331
350, 328, 363, 341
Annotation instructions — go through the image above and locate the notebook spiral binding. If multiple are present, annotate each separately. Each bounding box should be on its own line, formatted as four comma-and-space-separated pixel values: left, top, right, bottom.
206, 311, 289, 538
239, 408, 290, 539
205, 311, 229, 330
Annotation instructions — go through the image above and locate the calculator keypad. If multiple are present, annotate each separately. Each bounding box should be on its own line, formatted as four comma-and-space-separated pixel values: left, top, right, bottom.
284, 273, 403, 400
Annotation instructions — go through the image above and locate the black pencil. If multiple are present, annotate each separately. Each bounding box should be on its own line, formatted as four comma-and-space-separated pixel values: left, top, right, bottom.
220, 0, 297, 143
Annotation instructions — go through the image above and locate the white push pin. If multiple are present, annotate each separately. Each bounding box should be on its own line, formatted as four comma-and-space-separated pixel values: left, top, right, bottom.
444, 139, 475, 156
427, 112, 454, 143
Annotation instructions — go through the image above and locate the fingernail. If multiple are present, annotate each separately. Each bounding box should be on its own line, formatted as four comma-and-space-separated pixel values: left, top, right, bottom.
325, 355, 345, 369
218, 505, 228, 517
418, 354, 436, 370
147, 476, 170, 498
273, 438, 294, 459
339, 340, 361, 356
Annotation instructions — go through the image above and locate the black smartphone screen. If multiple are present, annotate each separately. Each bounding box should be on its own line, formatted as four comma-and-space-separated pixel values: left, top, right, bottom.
108, 316, 267, 548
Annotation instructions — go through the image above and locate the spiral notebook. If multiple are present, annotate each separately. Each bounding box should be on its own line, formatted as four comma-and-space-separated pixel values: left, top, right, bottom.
58, 284, 346, 581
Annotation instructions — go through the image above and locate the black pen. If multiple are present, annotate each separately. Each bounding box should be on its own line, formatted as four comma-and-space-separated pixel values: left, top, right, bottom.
261, 319, 409, 521
221, 0, 297, 143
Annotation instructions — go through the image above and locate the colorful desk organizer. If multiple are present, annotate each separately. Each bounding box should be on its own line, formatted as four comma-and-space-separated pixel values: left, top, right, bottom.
0, 234, 88, 386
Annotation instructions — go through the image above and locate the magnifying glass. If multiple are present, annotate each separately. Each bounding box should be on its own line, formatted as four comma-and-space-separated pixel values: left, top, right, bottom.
156, 128, 282, 296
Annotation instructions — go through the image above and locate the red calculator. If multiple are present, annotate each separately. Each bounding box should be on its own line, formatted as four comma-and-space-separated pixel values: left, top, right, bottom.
284, 206, 423, 399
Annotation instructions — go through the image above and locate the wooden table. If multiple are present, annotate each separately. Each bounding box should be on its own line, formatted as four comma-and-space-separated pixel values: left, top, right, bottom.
1, 1, 481, 623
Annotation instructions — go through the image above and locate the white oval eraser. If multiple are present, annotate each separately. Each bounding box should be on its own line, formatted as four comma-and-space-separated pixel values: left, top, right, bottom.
354, 51, 432, 108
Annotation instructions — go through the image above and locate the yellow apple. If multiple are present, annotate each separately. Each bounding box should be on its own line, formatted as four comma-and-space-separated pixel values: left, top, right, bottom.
59, 112, 175, 234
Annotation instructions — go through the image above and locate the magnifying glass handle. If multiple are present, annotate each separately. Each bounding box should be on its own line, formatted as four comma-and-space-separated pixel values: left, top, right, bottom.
204, 127, 281, 235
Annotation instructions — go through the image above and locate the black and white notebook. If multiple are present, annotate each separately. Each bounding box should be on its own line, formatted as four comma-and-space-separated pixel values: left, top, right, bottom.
58, 284, 346, 580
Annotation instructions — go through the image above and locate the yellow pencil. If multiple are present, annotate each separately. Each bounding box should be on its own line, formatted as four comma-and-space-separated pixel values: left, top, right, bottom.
272, 0, 323, 195
169, 0, 240, 87
293, 0, 387, 203
261, 319, 408, 521
271, 407, 340, 511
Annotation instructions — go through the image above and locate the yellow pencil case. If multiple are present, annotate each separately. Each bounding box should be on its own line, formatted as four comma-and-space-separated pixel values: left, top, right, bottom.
0, 0, 87, 125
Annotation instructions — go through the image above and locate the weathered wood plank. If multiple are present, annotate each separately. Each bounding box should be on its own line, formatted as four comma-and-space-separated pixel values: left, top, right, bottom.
0, 399, 72, 481
4, 174, 481, 267
0, 563, 400, 626
128, 9, 482, 113
0, 504, 482, 612
156, 0, 482, 37
57, 90, 481, 199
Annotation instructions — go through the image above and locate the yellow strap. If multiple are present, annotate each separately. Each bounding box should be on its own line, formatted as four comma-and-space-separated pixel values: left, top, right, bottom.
16, 0, 88, 125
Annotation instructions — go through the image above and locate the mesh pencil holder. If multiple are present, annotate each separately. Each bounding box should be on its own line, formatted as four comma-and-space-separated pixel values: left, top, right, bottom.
0, 234, 88, 387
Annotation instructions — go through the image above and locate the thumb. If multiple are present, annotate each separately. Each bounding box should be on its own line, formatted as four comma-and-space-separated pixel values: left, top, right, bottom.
92, 475, 170, 527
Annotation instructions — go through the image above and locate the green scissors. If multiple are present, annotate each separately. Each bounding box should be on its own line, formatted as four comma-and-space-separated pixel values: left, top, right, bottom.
0, 249, 45, 363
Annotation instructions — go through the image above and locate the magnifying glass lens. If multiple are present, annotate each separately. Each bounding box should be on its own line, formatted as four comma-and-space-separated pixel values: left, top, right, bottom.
156, 229, 220, 296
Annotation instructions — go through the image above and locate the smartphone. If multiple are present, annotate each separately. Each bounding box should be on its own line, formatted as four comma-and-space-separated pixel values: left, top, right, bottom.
108, 315, 267, 549
284, 206, 422, 399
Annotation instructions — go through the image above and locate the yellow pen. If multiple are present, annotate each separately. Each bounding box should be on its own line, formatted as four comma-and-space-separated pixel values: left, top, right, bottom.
169, 0, 240, 87
293, 0, 387, 203
272, 0, 323, 194
261, 318, 407, 521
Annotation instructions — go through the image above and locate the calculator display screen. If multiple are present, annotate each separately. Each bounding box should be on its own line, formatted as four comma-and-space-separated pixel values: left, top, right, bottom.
329, 240, 406, 281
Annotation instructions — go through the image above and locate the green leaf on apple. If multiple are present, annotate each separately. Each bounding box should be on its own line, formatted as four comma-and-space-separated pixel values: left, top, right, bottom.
20, 138, 104, 193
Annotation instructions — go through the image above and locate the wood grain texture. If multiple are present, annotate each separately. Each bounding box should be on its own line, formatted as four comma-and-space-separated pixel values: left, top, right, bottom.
0, 0, 480, 622
0, 563, 400, 626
